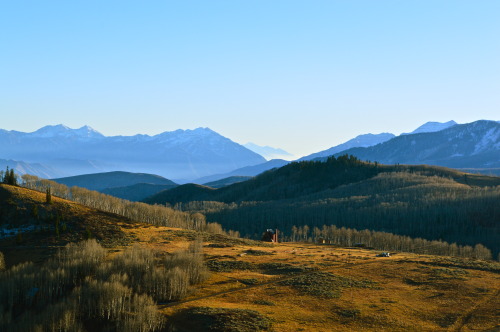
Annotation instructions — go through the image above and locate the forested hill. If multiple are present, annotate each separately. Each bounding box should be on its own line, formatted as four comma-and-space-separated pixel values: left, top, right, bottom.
143, 155, 500, 259
52, 171, 177, 191
143, 155, 500, 205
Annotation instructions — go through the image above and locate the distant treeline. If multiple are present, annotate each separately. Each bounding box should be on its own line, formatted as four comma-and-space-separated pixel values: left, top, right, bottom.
0, 239, 208, 331
287, 224, 493, 260
20, 174, 239, 237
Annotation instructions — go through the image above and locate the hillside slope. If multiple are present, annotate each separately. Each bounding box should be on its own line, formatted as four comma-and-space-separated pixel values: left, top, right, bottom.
0, 184, 134, 266
101, 183, 177, 201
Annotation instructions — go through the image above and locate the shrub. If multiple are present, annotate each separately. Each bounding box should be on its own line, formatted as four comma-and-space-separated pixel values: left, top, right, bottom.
168, 307, 272, 332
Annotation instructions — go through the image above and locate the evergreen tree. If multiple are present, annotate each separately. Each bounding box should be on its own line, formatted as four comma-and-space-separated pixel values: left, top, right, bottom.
2, 167, 9, 184
2, 167, 18, 186
9, 168, 17, 186
46, 187, 52, 204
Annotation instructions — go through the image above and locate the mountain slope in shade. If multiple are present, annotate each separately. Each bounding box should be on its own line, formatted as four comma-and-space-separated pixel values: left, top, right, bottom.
0, 125, 265, 180
52, 171, 177, 192
243, 143, 294, 160
101, 183, 177, 201
334, 120, 500, 168
144, 183, 216, 205
193, 159, 290, 184
203, 176, 253, 188
300, 133, 395, 161
407, 120, 457, 135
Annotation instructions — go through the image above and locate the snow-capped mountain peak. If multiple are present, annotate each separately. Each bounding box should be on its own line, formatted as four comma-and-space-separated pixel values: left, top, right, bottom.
30, 124, 103, 139
74, 125, 104, 138
31, 124, 72, 137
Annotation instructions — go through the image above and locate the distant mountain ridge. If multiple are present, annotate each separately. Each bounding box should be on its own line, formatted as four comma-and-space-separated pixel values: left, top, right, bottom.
405, 120, 457, 135
193, 159, 290, 184
243, 143, 294, 160
194, 120, 498, 181
299, 133, 395, 161
0, 125, 265, 180
332, 120, 500, 168
0, 158, 63, 179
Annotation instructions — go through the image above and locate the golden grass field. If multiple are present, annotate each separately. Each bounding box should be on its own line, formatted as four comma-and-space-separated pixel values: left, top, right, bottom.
121, 225, 500, 332
1, 183, 499, 331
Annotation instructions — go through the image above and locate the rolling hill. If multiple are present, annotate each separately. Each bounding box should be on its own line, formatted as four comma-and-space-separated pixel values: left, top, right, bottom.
52, 171, 177, 191
100, 183, 178, 201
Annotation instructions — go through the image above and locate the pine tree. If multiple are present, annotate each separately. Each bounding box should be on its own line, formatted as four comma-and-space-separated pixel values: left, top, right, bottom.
9, 168, 17, 186
46, 187, 52, 204
2, 167, 9, 184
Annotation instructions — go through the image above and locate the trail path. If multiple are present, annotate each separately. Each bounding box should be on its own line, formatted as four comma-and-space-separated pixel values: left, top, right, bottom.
450, 288, 500, 331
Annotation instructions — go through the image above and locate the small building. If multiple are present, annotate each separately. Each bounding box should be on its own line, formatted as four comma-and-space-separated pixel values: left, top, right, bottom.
262, 229, 279, 243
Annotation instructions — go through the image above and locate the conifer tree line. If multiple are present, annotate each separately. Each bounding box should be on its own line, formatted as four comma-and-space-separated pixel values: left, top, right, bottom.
0, 239, 208, 331
19, 174, 234, 236
287, 224, 492, 260
1, 167, 18, 186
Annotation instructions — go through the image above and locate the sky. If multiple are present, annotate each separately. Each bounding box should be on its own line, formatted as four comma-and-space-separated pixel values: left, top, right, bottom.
1, 1, 499, 158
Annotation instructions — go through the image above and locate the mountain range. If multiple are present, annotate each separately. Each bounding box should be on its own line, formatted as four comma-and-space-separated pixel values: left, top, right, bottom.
195, 120, 499, 181
1, 120, 499, 182
0, 125, 265, 181
331, 120, 500, 169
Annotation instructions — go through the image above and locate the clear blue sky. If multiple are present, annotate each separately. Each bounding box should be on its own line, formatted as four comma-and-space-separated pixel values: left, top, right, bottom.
1, 1, 499, 157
